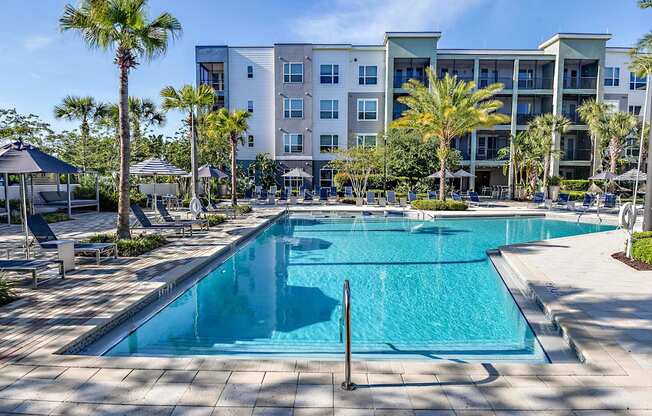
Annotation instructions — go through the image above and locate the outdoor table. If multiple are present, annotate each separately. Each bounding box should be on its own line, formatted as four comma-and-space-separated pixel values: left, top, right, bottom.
47, 240, 75, 272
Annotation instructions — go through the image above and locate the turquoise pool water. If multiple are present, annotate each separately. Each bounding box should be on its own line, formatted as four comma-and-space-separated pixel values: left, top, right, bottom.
106, 216, 614, 361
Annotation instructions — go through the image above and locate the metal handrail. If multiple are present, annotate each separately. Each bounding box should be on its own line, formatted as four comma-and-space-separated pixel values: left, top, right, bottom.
341, 279, 355, 391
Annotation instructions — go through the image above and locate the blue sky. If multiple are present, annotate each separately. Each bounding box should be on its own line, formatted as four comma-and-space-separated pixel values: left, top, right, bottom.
0, 0, 650, 137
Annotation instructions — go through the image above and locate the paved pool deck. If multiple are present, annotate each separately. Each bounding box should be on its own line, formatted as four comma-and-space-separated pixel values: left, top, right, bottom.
1, 204, 651, 415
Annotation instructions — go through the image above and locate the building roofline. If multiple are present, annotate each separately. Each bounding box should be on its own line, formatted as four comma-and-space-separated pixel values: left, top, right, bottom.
538, 33, 612, 49
384, 31, 441, 44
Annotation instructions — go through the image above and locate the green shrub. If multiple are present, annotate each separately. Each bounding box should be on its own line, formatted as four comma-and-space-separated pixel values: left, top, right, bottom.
0, 275, 16, 306
565, 191, 586, 201
341, 198, 356, 205
632, 237, 652, 265
236, 204, 252, 214
548, 175, 562, 186
205, 214, 226, 226
86, 233, 168, 257
632, 231, 652, 242
42, 212, 71, 223
561, 180, 590, 192
411, 199, 468, 211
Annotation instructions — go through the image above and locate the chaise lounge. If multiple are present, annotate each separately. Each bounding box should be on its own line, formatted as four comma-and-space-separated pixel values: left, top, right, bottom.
131, 204, 192, 237
0, 258, 65, 288
155, 201, 209, 231
39, 191, 98, 211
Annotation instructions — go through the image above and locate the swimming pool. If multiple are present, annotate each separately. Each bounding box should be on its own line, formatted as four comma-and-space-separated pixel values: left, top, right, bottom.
104, 215, 614, 361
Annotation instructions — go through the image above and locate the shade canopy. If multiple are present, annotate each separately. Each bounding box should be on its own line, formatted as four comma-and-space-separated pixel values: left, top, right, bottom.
0, 141, 79, 174
615, 169, 647, 182
197, 164, 229, 179
588, 171, 618, 181
282, 168, 312, 178
454, 169, 475, 178
129, 158, 187, 176
587, 183, 603, 194
428, 169, 456, 179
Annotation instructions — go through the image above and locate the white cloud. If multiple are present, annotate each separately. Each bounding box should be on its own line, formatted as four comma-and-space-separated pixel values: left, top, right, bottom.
24, 35, 53, 51
292, 0, 487, 44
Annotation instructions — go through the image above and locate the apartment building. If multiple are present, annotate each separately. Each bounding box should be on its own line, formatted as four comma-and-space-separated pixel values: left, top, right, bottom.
196, 32, 648, 191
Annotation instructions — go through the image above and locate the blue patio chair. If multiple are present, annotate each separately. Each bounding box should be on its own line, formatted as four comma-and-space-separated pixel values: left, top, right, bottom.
257, 189, 268, 202
366, 191, 376, 205
303, 189, 314, 202
428, 191, 437, 200
553, 193, 571, 210
575, 193, 595, 212
244, 188, 253, 200
451, 192, 462, 202
330, 187, 338, 199
531, 192, 545, 208
602, 193, 617, 211
278, 188, 288, 201
408, 191, 417, 202
387, 191, 397, 204
319, 187, 329, 201
344, 186, 353, 198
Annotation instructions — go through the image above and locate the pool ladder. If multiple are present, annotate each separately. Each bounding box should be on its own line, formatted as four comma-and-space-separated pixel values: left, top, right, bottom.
341, 279, 355, 391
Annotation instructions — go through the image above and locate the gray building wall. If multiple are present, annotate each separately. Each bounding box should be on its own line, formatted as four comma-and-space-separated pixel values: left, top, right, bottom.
274, 44, 314, 158
347, 92, 385, 147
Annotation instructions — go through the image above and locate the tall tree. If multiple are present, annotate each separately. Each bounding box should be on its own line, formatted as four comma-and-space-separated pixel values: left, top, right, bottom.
528, 114, 570, 191
60, 0, 182, 239
53, 96, 107, 170
596, 112, 639, 173
160, 84, 215, 198
392, 70, 510, 199
203, 109, 250, 207
577, 99, 610, 174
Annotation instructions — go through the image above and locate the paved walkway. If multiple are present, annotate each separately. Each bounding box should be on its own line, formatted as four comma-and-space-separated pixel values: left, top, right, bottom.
0, 205, 651, 414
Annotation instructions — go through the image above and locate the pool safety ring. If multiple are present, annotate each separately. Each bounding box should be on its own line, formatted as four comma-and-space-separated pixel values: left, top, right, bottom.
619, 202, 636, 230
189, 197, 202, 219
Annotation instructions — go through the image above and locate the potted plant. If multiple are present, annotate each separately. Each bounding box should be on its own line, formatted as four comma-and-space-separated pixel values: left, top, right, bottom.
548, 175, 561, 201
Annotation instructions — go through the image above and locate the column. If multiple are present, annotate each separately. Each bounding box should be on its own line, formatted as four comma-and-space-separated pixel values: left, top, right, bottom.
469, 59, 480, 191
550, 56, 565, 177
509, 59, 520, 199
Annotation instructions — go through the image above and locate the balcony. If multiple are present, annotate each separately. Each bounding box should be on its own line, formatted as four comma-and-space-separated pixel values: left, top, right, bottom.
562, 111, 582, 124
478, 77, 513, 89
476, 147, 507, 161
562, 147, 592, 161
452, 147, 471, 160
564, 76, 597, 90
393, 74, 427, 88
516, 113, 543, 125
518, 78, 553, 90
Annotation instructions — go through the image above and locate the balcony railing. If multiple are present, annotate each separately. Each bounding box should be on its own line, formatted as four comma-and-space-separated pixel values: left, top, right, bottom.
562, 147, 592, 161
562, 111, 582, 124
478, 77, 514, 89
517, 77, 554, 90
476, 147, 508, 160
516, 113, 543, 125
393, 74, 427, 88
563, 76, 597, 89
439, 74, 474, 82
452, 147, 471, 160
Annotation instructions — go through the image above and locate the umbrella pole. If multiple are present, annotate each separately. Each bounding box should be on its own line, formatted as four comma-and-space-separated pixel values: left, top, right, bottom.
153, 174, 157, 211
3, 173, 9, 225
21, 174, 29, 259
67, 174, 71, 217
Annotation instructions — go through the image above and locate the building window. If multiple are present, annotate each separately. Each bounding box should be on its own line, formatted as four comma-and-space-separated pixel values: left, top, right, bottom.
320, 64, 339, 84
604, 67, 620, 87
320, 168, 336, 188
247, 65, 254, 79
283, 98, 304, 118
319, 100, 339, 119
356, 134, 377, 147
283, 133, 303, 153
359, 65, 378, 85
247, 135, 254, 148
199, 62, 225, 92
247, 100, 254, 113
629, 105, 642, 116
319, 134, 339, 153
630, 72, 647, 90
283, 62, 303, 83
357, 99, 378, 121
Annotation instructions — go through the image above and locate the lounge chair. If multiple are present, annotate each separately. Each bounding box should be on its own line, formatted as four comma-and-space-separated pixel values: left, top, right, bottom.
407, 191, 417, 202
156, 202, 209, 230
574, 194, 595, 213
319, 187, 329, 202
531, 192, 545, 208
601, 193, 618, 210
269, 186, 277, 196
302, 189, 314, 203
130, 203, 192, 237
366, 191, 376, 205
451, 192, 463, 202
427, 191, 437, 200
39, 191, 98, 211
244, 188, 254, 202
27, 214, 117, 265
0, 258, 65, 288
278, 188, 288, 203
329, 187, 338, 201
468, 192, 489, 207
387, 191, 397, 205
553, 193, 571, 210
257, 189, 268, 204
254, 185, 262, 198
344, 186, 353, 199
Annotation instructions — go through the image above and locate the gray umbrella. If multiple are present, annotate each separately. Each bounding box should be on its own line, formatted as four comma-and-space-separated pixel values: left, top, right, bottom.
197, 165, 228, 203
588, 171, 618, 181
129, 158, 187, 207
0, 141, 80, 257
615, 169, 646, 182
428, 169, 456, 179
454, 169, 475, 178
282, 168, 313, 178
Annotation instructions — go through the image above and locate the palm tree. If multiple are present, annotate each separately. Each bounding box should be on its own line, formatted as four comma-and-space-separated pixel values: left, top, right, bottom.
53, 96, 108, 171
60, 0, 182, 239
528, 114, 570, 192
392, 70, 510, 200
498, 130, 545, 197
160, 84, 215, 198
577, 99, 610, 174
204, 108, 250, 207
597, 112, 639, 173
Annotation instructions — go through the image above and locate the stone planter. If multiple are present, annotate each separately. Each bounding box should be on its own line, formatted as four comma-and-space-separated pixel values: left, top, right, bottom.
549, 185, 560, 201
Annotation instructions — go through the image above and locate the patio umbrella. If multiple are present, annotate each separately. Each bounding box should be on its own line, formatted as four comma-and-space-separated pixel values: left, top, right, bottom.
197, 164, 228, 204
0, 140, 79, 257
428, 169, 456, 179
282, 167, 313, 178
129, 158, 187, 208
616, 169, 647, 182
588, 171, 618, 181
454, 169, 475, 178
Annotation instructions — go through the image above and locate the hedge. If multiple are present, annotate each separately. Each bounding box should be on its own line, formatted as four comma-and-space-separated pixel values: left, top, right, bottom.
205, 214, 226, 227
86, 233, 168, 257
42, 212, 71, 223
561, 180, 590, 192
236, 204, 252, 214
411, 199, 468, 211
0, 276, 16, 307
632, 237, 652, 265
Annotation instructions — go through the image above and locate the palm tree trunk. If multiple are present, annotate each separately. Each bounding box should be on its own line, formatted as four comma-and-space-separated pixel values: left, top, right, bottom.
542, 152, 550, 197
610, 141, 618, 173
189, 112, 198, 198
116, 64, 131, 240
438, 160, 446, 201
231, 137, 237, 207
81, 117, 89, 171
